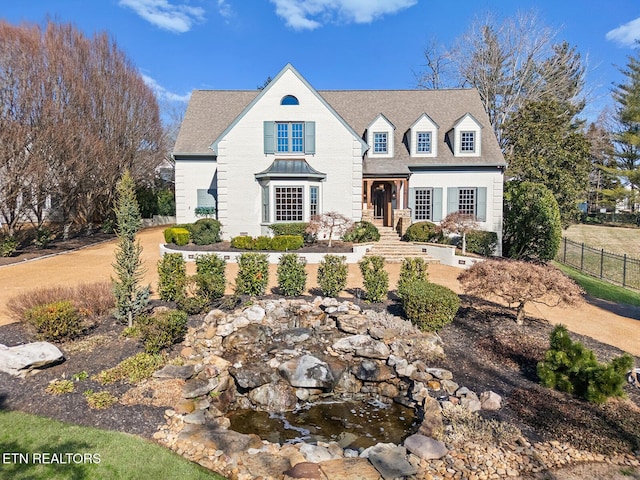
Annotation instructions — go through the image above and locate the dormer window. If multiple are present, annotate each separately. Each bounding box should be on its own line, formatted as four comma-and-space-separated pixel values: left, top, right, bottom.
281, 95, 299, 105
417, 132, 432, 153
461, 131, 476, 152
374, 133, 388, 153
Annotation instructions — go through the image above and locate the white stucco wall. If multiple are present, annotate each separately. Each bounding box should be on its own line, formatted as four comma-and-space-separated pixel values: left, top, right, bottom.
215, 68, 363, 239
174, 158, 217, 224
453, 114, 482, 157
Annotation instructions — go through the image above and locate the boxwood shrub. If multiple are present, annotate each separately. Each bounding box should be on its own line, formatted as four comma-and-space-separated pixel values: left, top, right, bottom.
465, 230, 498, 256
190, 218, 222, 245
231, 236, 255, 250
270, 235, 304, 251
343, 221, 380, 243
157, 253, 186, 301
401, 280, 460, 332
268, 222, 308, 237
164, 227, 190, 246
403, 221, 440, 243
254, 236, 272, 251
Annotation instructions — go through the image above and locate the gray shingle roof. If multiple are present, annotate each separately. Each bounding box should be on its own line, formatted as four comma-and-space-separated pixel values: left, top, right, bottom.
172, 87, 506, 175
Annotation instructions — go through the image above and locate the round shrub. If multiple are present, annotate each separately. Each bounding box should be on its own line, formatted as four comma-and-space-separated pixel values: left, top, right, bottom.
231, 236, 255, 250
270, 235, 304, 251
464, 231, 498, 256
24, 300, 83, 341
277, 253, 307, 296
358, 256, 388, 302
235, 253, 269, 295
401, 280, 460, 332
195, 254, 226, 301
0, 236, 19, 257
190, 218, 222, 245
343, 221, 380, 243
157, 253, 186, 301
137, 309, 188, 354
403, 221, 440, 243
317, 254, 348, 297
164, 227, 190, 246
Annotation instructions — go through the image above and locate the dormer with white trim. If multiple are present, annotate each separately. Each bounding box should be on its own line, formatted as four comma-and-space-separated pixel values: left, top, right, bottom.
409, 113, 438, 157
366, 114, 395, 158
450, 113, 482, 157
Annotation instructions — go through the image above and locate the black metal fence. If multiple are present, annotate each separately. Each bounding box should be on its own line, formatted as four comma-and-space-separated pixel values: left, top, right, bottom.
556, 237, 640, 290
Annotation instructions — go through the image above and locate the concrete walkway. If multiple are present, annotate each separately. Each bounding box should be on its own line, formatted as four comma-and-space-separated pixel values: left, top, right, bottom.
0, 226, 638, 356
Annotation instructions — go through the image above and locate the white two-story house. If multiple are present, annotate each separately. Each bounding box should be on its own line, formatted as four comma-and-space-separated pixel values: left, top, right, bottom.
172, 64, 506, 248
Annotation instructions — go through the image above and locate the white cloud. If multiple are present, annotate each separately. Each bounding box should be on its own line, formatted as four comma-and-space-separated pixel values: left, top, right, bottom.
142, 74, 191, 103
606, 17, 640, 47
119, 0, 205, 33
269, 0, 417, 31
217, 0, 233, 19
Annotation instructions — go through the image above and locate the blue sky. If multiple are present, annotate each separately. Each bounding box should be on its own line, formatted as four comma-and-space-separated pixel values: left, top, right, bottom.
2, 0, 640, 122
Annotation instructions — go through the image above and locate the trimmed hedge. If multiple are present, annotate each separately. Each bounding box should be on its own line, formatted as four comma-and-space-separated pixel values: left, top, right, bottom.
195, 254, 226, 301
164, 227, 190, 246
235, 253, 269, 295
277, 253, 307, 296
268, 222, 308, 237
317, 254, 348, 297
157, 253, 187, 301
270, 235, 304, 251
397, 257, 429, 299
465, 230, 498, 256
403, 221, 441, 243
230, 235, 304, 251
358, 256, 388, 302
231, 236, 255, 249
401, 280, 460, 332
343, 221, 380, 243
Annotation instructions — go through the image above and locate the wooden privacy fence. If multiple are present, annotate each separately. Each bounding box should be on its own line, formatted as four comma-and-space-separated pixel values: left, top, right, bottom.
556, 237, 640, 290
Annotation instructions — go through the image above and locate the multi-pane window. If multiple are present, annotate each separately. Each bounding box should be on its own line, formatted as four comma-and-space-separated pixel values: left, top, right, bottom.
275, 186, 304, 221
414, 188, 432, 220
373, 132, 388, 153
417, 132, 432, 153
310, 186, 318, 217
277, 122, 304, 153
460, 131, 475, 152
458, 188, 476, 216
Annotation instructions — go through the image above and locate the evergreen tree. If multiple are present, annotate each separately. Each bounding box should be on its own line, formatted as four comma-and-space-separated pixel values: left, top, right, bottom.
585, 120, 621, 212
503, 99, 591, 226
112, 169, 150, 327
612, 51, 640, 211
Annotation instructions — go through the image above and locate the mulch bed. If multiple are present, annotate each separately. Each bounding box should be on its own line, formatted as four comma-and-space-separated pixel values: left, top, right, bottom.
1, 295, 639, 456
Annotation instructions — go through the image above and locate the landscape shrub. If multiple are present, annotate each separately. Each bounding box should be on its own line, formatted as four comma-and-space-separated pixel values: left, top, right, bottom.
401, 280, 460, 332
7, 282, 114, 321
33, 228, 54, 248
137, 309, 188, 354
343, 221, 380, 243
45, 379, 75, 395
317, 254, 348, 297
93, 352, 165, 384
164, 227, 190, 246
235, 253, 269, 295
396, 257, 429, 299
84, 390, 118, 409
0, 235, 19, 257
190, 218, 222, 245
195, 254, 226, 301
358, 256, 388, 302
277, 253, 307, 296
230, 235, 255, 250
24, 300, 84, 341
268, 222, 308, 237
176, 276, 209, 314
157, 253, 186, 301
537, 325, 634, 404
403, 221, 441, 243
254, 236, 272, 250
270, 235, 304, 251
464, 231, 498, 256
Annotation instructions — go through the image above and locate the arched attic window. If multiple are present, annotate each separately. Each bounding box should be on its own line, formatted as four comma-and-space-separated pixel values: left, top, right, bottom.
281, 95, 299, 105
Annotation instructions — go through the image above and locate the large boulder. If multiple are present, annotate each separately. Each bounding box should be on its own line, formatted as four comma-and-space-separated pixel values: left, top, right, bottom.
278, 354, 335, 389
248, 382, 297, 412
332, 335, 390, 359
404, 434, 448, 460
0, 342, 64, 377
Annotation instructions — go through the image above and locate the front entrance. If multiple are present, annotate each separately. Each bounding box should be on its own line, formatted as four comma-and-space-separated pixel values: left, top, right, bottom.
363, 177, 410, 228
372, 183, 392, 226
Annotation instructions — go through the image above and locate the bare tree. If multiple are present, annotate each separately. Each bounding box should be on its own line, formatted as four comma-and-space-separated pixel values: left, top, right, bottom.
438, 212, 479, 255
306, 212, 353, 248
458, 259, 584, 325
414, 37, 456, 90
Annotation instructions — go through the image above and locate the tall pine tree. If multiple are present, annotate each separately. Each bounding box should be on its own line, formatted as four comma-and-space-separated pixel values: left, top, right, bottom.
612, 50, 640, 211
112, 169, 149, 327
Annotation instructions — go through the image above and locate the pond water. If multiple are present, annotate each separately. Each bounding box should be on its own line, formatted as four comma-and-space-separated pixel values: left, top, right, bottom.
227, 399, 418, 449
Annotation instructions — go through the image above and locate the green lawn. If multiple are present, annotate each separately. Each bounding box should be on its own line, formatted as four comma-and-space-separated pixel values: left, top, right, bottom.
0, 410, 224, 480
554, 262, 640, 307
